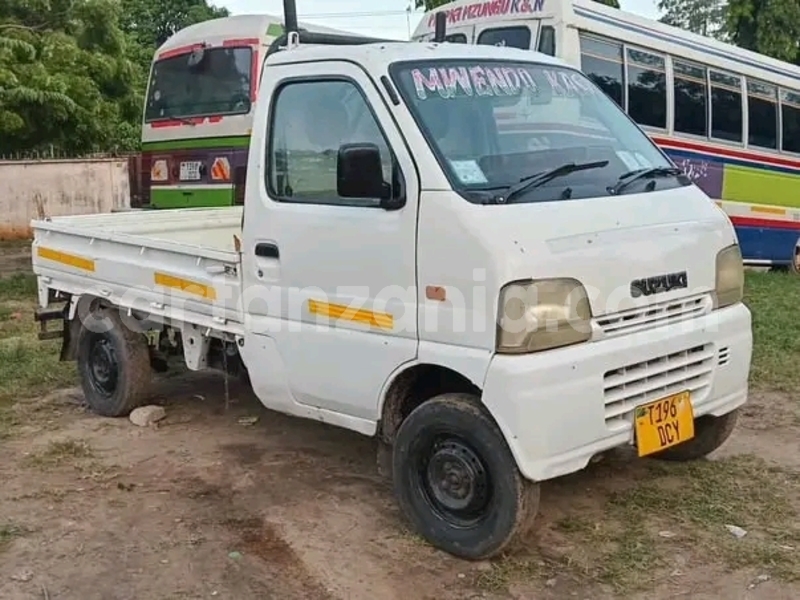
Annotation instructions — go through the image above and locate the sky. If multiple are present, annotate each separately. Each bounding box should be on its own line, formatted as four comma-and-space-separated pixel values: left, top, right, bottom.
215, 0, 661, 40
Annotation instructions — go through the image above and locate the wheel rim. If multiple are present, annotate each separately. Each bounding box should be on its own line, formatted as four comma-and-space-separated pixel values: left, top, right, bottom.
416, 435, 492, 528
87, 335, 119, 398
793, 250, 800, 273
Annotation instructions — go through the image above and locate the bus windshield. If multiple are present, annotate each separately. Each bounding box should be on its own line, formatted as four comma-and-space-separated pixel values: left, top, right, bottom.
144, 46, 253, 122
389, 59, 686, 204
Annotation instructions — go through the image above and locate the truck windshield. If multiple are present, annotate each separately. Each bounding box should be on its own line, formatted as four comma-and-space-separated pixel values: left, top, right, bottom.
389, 59, 687, 204
144, 47, 253, 122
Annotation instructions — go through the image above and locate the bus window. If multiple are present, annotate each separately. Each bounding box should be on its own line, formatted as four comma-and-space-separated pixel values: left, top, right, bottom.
673, 60, 707, 138
780, 89, 800, 154
445, 33, 467, 43
747, 80, 777, 150
537, 25, 555, 56
476, 26, 531, 49
710, 71, 742, 143
578, 34, 623, 108
145, 46, 253, 121
626, 47, 666, 129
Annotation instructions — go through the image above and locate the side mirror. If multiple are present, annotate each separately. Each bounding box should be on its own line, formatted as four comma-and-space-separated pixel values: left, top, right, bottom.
337, 143, 389, 203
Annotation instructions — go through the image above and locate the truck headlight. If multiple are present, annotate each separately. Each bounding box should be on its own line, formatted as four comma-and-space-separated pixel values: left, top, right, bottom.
496, 278, 592, 354
713, 244, 744, 309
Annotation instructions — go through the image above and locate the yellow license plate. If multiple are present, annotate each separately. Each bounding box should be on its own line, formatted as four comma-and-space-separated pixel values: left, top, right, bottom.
634, 390, 695, 457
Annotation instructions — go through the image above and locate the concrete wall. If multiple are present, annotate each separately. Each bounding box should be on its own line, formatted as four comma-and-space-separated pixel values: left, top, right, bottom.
0, 158, 131, 240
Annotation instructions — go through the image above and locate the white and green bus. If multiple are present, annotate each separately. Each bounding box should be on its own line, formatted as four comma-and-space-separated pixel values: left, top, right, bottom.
141, 14, 351, 208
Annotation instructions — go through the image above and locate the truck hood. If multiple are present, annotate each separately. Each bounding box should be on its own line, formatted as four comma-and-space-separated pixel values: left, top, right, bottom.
476, 186, 735, 318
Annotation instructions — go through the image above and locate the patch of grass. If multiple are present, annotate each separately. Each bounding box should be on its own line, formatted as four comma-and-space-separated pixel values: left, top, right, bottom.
0, 338, 76, 404
0, 272, 37, 301
0, 522, 30, 553
25, 438, 94, 468
481, 455, 800, 594
0, 275, 76, 438
743, 270, 800, 391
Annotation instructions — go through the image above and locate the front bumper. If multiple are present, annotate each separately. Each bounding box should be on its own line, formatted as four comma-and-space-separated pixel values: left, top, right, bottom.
482, 302, 752, 482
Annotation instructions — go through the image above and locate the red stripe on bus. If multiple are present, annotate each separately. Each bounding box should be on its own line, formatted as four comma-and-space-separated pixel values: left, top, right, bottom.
651, 135, 800, 170
729, 215, 800, 230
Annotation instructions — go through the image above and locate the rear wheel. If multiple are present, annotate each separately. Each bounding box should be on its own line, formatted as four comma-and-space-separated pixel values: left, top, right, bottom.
650, 409, 739, 461
392, 393, 539, 560
76, 307, 152, 417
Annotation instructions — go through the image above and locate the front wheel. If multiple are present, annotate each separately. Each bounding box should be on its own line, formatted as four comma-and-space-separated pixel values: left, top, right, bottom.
392, 393, 540, 560
650, 409, 739, 461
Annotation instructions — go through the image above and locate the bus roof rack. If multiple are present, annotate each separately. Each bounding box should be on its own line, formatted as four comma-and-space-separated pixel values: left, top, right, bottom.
266, 0, 406, 57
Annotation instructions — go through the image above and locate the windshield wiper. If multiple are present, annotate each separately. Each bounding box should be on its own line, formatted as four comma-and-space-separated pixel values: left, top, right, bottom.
488, 160, 609, 205
608, 166, 684, 195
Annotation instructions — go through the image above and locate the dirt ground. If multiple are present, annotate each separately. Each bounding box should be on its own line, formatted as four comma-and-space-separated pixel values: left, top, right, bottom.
0, 374, 797, 600
1, 264, 799, 599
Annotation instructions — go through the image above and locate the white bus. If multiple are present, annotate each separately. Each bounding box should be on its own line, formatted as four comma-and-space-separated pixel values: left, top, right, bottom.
141, 14, 353, 209
412, 0, 800, 271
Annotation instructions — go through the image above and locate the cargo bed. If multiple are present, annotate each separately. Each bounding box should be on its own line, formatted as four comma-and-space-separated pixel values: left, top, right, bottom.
31, 207, 244, 333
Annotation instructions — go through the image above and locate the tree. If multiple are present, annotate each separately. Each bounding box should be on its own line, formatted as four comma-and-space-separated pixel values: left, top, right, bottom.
0, 0, 226, 156
119, 0, 229, 50
0, 0, 144, 155
657, 0, 728, 38
726, 0, 800, 63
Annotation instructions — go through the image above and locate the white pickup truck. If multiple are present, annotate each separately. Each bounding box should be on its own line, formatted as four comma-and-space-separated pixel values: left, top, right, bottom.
30, 9, 753, 561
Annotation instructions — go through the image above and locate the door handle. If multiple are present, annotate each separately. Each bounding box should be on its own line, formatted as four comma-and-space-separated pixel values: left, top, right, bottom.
255, 242, 279, 259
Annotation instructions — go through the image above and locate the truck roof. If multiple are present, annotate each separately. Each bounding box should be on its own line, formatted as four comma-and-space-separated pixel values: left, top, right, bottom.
266, 39, 570, 71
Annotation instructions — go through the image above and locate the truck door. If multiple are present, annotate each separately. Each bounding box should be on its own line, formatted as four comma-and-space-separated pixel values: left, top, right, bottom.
240, 60, 419, 425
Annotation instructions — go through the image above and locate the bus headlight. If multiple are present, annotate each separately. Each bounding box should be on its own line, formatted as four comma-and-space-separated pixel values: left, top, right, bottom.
713, 244, 744, 309
496, 278, 592, 354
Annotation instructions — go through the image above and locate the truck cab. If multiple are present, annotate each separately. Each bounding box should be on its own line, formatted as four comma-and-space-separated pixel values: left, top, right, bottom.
31, 19, 752, 562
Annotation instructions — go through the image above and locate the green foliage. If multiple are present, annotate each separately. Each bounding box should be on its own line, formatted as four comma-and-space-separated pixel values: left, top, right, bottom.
0, 0, 226, 156
120, 0, 228, 50
727, 0, 800, 63
658, 0, 728, 38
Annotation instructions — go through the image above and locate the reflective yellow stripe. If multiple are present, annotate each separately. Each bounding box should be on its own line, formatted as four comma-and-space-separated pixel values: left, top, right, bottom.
308, 299, 393, 330
751, 205, 786, 215
36, 246, 95, 272
154, 272, 216, 300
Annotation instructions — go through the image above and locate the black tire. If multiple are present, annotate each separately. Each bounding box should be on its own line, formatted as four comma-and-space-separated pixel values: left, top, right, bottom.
650, 408, 739, 462
76, 306, 152, 417
392, 393, 540, 560
791, 246, 800, 276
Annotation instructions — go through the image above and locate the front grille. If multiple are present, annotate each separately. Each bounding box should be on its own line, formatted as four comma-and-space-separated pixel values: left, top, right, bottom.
603, 344, 714, 425
595, 294, 710, 338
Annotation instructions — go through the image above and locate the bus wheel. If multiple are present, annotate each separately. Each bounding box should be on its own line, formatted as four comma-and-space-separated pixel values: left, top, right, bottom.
392, 393, 540, 560
791, 246, 800, 275
76, 307, 152, 417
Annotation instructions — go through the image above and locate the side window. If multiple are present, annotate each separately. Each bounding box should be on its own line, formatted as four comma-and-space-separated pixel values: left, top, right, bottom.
476, 26, 531, 49
747, 80, 777, 150
579, 33, 623, 108
267, 79, 399, 206
537, 25, 556, 56
673, 60, 707, 137
710, 71, 743, 143
626, 47, 666, 129
445, 33, 467, 43
780, 89, 800, 154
